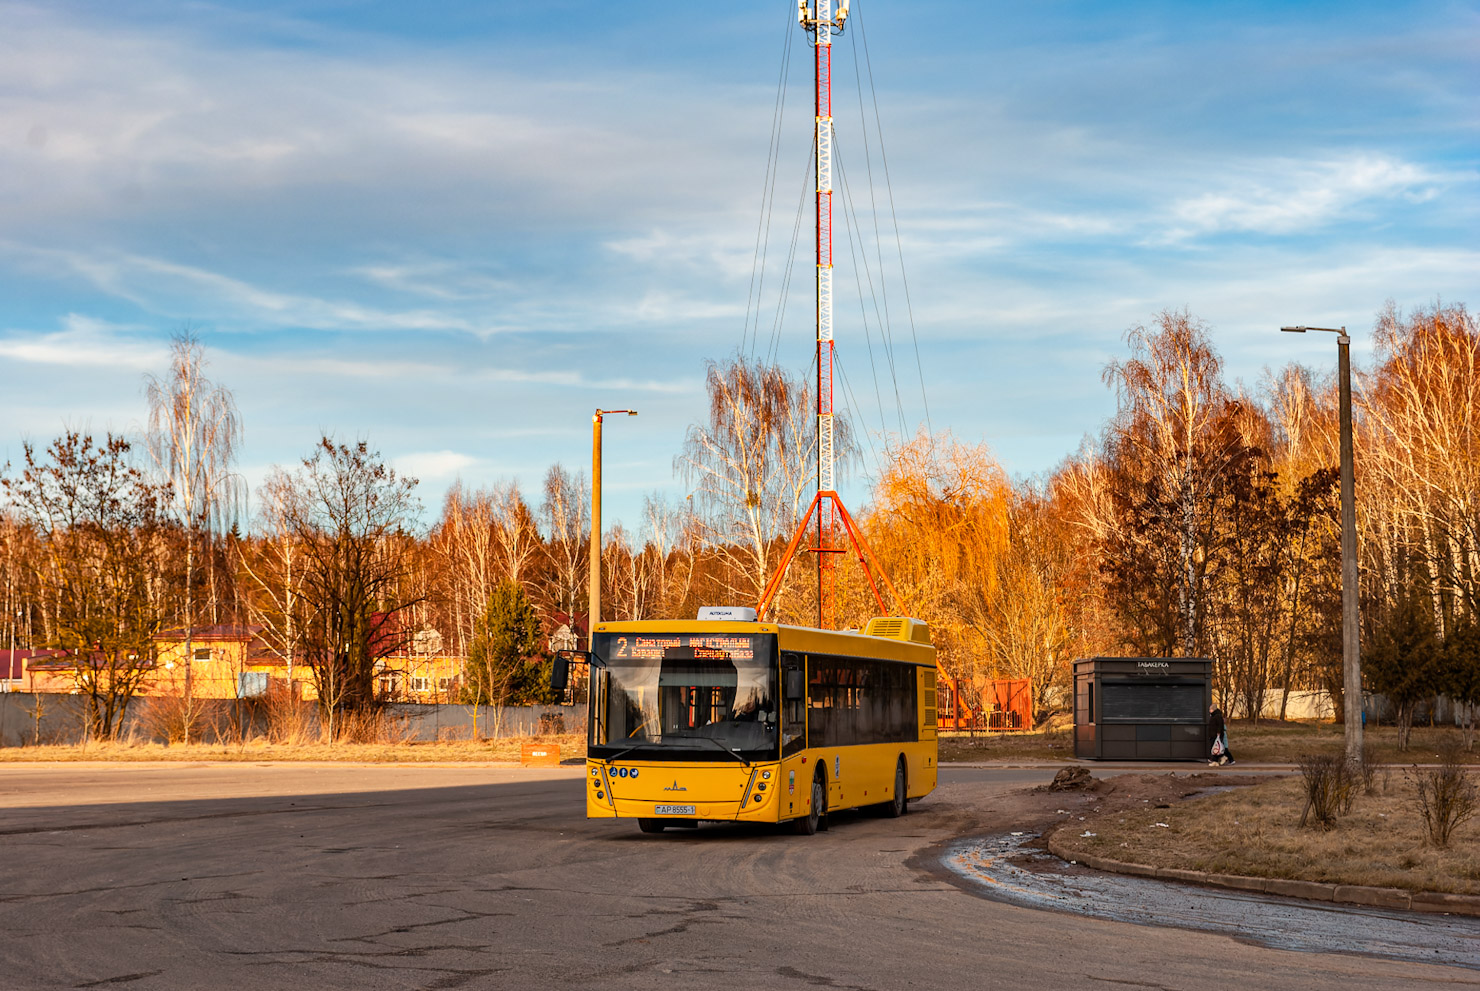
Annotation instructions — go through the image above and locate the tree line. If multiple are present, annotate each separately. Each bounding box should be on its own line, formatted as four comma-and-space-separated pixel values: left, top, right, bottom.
2, 304, 1475, 747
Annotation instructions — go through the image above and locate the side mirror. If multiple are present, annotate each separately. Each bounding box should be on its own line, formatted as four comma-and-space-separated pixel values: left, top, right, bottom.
550, 649, 591, 692
785, 667, 805, 701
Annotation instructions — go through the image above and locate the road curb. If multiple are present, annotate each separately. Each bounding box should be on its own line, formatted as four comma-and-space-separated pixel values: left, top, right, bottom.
1045, 832, 1480, 917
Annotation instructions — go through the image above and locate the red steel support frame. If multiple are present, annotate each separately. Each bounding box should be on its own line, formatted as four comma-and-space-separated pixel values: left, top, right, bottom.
755, 489, 902, 623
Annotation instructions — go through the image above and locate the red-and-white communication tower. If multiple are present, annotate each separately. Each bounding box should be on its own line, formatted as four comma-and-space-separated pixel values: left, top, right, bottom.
803, 0, 845, 628
759, 0, 900, 629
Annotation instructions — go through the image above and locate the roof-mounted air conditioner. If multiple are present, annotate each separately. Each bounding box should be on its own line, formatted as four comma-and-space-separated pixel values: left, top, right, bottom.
864, 616, 932, 644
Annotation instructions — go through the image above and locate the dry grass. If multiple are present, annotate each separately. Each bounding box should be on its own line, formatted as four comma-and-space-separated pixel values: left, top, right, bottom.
1055, 772, 1480, 895
0, 733, 586, 764
937, 721, 1480, 765
1231, 720, 1480, 764
939, 729, 1074, 762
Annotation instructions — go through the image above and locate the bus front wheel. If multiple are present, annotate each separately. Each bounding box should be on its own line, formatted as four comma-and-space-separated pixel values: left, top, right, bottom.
637, 818, 666, 833
793, 773, 827, 835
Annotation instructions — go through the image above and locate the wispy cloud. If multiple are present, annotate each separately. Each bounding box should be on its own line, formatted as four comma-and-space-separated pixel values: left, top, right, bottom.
394, 449, 476, 481
1160, 155, 1445, 240
604, 230, 758, 280
0, 2, 775, 239
217, 347, 697, 394
349, 261, 516, 302
6, 243, 484, 334
482, 367, 696, 394
0, 314, 163, 369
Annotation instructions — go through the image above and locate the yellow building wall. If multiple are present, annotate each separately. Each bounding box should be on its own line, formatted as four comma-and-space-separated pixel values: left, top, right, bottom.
376, 654, 465, 700
150, 638, 259, 699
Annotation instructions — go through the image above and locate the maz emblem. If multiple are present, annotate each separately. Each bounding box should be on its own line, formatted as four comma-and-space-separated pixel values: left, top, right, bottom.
663, 781, 687, 792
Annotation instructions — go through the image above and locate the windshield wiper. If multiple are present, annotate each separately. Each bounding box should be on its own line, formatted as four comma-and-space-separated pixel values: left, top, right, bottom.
690, 735, 751, 767
598, 735, 751, 767
600, 743, 648, 764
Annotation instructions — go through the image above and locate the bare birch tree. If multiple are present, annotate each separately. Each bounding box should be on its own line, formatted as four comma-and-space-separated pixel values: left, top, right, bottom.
540, 465, 589, 626
639, 493, 701, 620
237, 468, 305, 693
145, 332, 243, 736
1102, 309, 1243, 657
432, 482, 539, 655
677, 355, 849, 612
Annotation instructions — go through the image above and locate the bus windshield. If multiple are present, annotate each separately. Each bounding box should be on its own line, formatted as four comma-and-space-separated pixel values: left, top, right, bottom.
590, 632, 777, 760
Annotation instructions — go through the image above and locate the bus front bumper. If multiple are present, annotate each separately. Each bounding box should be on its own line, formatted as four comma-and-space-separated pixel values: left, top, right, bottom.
585, 760, 785, 822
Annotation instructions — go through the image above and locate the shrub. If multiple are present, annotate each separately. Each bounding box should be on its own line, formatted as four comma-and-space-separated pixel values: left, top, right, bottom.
135, 694, 222, 744
327, 707, 416, 744
1357, 742, 1380, 796
1411, 743, 1479, 848
1298, 753, 1354, 829
259, 685, 318, 744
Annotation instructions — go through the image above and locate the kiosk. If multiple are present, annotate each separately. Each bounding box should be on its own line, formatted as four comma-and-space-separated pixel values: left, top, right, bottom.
1073, 657, 1211, 761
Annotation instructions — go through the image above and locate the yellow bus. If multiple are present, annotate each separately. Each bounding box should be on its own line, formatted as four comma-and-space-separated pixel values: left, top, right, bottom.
556, 613, 938, 834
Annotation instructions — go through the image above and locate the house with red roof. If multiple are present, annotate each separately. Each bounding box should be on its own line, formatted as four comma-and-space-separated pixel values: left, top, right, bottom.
2, 648, 74, 693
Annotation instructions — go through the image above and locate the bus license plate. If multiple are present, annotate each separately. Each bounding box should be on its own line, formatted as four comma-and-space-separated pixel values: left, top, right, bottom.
654, 804, 696, 816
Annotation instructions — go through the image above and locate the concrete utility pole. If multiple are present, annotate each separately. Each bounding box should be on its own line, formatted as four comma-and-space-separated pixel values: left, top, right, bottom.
588, 409, 637, 636
1281, 325, 1362, 767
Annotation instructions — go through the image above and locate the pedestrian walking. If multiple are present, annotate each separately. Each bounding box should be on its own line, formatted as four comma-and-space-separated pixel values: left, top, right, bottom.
1208, 705, 1234, 765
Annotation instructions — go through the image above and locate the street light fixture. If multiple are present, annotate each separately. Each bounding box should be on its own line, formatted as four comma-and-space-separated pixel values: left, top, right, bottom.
590, 409, 638, 638
1281, 324, 1362, 768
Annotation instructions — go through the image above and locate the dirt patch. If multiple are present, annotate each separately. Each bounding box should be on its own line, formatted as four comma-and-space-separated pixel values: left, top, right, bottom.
1046, 767, 1094, 791
927, 770, 1254, 858
1055, 771, 1480, 895
908, 770, 1254, 893
1019, 772, 1263, 858
1036, 770, 1261, 805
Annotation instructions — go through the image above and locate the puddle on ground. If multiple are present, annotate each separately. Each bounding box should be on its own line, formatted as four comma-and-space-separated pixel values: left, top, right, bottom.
945, 833, 1480, 971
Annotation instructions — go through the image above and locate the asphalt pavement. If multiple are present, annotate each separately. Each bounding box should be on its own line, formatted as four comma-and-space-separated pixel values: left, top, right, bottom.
0, 762, 1472, 990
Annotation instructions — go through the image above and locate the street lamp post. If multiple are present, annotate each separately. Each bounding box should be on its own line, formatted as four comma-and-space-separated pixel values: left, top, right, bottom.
1281, 325, 1362, 768
589, 409, 637, 638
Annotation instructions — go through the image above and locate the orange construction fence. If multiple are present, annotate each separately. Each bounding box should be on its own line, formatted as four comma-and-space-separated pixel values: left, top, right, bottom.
938, 676, 1034, 732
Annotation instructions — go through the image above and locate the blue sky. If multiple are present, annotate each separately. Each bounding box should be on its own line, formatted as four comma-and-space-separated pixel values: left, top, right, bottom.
1, 0, 1476, 532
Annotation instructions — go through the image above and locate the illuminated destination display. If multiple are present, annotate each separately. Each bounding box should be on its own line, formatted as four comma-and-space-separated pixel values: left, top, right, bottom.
604, 634, 758, 661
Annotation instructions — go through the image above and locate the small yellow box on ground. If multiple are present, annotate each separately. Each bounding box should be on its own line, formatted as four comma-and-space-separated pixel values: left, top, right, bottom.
520, 742, 561, 767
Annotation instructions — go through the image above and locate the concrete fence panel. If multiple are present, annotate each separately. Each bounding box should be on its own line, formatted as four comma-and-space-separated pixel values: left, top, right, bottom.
0, 693, 586, 747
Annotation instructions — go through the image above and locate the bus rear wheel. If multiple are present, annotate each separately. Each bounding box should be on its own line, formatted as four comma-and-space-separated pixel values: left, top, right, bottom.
883, 758, 907, 818
637, 818, 666, 833
792, 774, 826, 835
